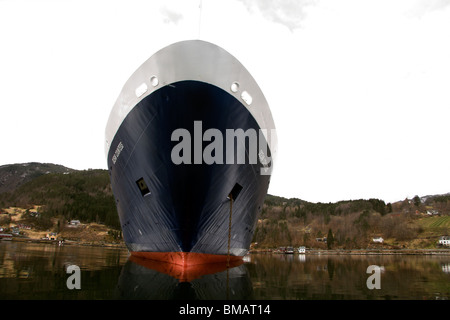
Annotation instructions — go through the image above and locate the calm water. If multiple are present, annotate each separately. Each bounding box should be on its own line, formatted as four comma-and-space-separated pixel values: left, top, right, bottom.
0, 241, 449, 300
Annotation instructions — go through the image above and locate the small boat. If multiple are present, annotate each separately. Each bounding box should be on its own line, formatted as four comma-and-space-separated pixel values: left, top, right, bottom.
285, 247, 294, 254
0, 233, 13, 241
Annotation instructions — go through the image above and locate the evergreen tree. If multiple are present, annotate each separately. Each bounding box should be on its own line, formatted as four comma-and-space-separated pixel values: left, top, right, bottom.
413, 195, 421, 207
386, 203, 393, 213
327, 228, 334, 249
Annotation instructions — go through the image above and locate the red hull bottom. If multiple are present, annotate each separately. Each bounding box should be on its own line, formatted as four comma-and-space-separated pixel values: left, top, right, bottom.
131, 251, 242, 266
130, 251, 243, 282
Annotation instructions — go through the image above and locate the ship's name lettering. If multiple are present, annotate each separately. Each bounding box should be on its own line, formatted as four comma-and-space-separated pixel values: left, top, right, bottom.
112, 141, 124, 164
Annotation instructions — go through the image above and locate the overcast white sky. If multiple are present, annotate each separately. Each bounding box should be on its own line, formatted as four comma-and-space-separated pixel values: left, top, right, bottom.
1, 0, 449, 203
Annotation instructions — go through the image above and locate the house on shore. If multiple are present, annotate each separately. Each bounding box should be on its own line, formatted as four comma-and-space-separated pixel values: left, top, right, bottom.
372, 237, 384, 243
69, 220, 80, 227
46, 232, 57, 240
438, 236, 450, 246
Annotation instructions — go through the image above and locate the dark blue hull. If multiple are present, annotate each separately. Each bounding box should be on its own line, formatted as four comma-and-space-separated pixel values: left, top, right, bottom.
107, 80, 271, 259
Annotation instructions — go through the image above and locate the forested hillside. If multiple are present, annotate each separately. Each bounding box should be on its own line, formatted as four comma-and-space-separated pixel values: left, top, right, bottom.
254, 194, 450, 249
0, 166, 119, 229
0, 162, 74, 194
0, 163, 448, 249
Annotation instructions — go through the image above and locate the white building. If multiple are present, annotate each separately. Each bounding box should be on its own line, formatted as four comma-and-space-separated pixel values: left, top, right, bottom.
69, 220, 81, 227
438, 236, 450, 246
372, 237, 384, 243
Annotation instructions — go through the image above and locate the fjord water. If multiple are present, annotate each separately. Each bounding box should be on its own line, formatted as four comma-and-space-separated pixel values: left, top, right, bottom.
0, 241, 449, 300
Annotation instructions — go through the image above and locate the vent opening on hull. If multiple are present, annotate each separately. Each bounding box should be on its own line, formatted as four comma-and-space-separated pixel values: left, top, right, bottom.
136, 177, 151, 196
135, 83, 148, 98
227, 183, 243, 201
241, 90, 252, 105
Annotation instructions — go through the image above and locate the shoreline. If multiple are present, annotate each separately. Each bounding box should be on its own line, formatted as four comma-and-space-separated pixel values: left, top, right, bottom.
5, 236, 127, 249
251, 248, 450, 255
4, 237, 450, 255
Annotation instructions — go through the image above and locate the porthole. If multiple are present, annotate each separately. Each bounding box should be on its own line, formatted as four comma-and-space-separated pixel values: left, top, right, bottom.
230, 82, 239, 93
150, 75, 159, 87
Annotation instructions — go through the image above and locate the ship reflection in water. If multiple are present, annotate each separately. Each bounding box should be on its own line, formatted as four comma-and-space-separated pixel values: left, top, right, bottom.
115, 256, 253, 300
1, 242, 449, 300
